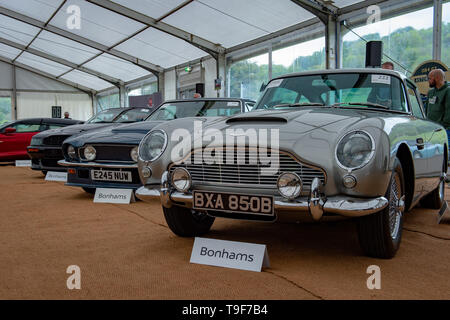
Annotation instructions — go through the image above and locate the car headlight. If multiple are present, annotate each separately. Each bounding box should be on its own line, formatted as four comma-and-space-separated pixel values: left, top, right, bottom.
139, 130, 168, 162
83, 145, 96, 161
277, 172, 302, 200
67, 145, 76, 159
130, 146, 138, 162
31, 137, 42, 146
336, 130, 375, 170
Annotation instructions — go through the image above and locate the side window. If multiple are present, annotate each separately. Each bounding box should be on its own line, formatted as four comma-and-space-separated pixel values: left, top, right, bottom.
406, 84, 425, 119
13, 123, 41, 133
47, 124, 66, 130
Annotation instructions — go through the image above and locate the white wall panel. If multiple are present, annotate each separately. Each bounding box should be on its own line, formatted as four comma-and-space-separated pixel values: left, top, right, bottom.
17, 92, 92, 121
164, 69, 176, 100
16, 68, 79, 91
203, 58, 217, 98
0, 61, 12, 89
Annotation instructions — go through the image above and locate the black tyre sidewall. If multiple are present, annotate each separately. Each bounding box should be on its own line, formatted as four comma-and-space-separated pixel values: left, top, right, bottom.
163, 205, 215, 237
382, 158, 405, 254
82, 187, 96, 194
357, 157, 405, 258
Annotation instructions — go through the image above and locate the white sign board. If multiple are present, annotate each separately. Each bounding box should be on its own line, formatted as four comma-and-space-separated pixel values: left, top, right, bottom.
45, 171, 67, 182
15, 160, 31, 167
371, 74, 391, 85
190, 237, 270, 272
94, 188, 135, 204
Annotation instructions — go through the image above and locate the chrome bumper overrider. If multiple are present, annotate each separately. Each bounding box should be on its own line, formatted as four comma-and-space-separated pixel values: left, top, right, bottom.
136, 172, 389, 220
58, 160, 137, 169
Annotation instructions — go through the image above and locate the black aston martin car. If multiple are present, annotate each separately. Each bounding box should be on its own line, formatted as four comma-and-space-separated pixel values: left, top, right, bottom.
58, 98, 254, 194
27, 107, 153, 174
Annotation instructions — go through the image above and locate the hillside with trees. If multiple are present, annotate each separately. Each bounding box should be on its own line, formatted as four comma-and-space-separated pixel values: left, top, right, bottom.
0, 97, 11, 124
229, 23, 449, 101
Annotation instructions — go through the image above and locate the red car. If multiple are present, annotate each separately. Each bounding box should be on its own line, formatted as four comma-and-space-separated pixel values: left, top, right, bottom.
0, 118, 82, 161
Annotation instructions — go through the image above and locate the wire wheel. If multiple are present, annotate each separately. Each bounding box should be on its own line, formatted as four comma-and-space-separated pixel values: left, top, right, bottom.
388, 172, 403, 240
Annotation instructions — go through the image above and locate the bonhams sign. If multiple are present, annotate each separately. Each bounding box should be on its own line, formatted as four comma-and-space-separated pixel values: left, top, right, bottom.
411, 60, 449, 95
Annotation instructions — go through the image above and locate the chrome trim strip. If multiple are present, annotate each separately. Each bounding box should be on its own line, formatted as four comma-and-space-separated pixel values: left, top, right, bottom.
58, 160, 137, 169
136, 181, 389, 219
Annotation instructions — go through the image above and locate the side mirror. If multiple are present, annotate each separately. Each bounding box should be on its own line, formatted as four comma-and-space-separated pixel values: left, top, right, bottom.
4, 127, 16, 134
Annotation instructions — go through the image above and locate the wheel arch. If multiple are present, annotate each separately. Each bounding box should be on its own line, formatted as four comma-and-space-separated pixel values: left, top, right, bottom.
395, 143, 414, 211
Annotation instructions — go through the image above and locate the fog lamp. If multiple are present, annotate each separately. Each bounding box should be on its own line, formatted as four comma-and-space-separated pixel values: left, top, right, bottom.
343, 175, 357, 189
171, 168, 192, 193
142, 167, 152, 179
277, 172, 302, 200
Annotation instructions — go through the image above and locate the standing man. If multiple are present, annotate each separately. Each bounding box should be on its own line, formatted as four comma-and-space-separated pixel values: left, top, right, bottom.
64, 112, 71, 119
426, 69, 450, 175
426, 69, 450, 128
381, 61, 394, 70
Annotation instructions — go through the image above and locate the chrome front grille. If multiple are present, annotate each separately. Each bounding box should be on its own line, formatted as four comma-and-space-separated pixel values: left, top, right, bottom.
80, 144, 135, 162
43, 135, 71, 146
169, 149, 326, 191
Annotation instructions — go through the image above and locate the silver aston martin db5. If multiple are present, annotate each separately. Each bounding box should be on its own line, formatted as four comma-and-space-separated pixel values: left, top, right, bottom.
136, 69, 448, 258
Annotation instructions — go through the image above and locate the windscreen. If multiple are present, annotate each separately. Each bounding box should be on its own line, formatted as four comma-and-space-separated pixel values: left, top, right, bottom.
114, 108, 152, 123
255, 73, 407, 112
86, 109, 122, 123
146, 101, 242, 121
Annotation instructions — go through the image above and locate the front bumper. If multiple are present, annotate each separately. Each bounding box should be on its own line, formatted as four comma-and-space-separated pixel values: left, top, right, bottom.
58, 160, 142, 190
28, 146, 65, 172
136, 172, 389, 220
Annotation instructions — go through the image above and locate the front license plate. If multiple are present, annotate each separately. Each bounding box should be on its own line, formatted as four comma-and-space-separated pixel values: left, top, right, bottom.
193, 191, 274, 216
91, 170, 132, 182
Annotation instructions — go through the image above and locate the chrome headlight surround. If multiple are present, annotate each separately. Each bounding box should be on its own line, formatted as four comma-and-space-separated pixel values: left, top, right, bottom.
83, 145, 96, 161
170, 167, 192, 193
67, 145, 76, 159
130, 146, 139, 162
138, 130, 168, 162
335, 130, 375, 171
277, 172, 303, 200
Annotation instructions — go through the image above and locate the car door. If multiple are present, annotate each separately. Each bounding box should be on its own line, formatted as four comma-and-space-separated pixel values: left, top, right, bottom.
0, 120, 42, 160
405, 81, 443, 195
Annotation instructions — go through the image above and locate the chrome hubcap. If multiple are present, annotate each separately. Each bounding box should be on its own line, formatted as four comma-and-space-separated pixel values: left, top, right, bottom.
388, 173, 403, 239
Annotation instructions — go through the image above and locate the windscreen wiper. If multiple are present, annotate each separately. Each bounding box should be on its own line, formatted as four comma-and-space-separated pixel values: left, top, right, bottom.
273, 103, 325, 108
332, 102, 389, 110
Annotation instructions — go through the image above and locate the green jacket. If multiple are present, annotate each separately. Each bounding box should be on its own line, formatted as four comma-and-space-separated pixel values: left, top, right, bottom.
426, 82, 450, 129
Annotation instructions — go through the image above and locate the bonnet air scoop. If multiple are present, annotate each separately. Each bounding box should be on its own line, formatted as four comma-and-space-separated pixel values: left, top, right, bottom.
226, 116, 288, 124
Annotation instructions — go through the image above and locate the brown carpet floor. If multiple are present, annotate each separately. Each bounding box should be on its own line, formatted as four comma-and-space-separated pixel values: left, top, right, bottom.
0, 167, 449, 300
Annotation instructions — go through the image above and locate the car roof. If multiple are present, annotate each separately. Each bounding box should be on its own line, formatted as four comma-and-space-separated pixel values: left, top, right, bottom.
12, 118, 82, 124
162, 98, 255, 104
272, 68, 408, 81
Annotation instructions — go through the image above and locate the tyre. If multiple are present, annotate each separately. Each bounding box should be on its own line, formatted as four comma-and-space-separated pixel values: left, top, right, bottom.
357, 157, 405, 259
82, 187, 96, 194
420, 158, 446, 209
163, 205, 215, 237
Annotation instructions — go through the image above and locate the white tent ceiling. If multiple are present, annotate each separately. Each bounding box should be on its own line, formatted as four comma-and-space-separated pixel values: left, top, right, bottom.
0, 0, 372, 92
